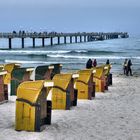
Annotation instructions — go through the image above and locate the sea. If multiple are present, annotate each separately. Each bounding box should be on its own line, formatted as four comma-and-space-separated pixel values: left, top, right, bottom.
0, 36, 140, 75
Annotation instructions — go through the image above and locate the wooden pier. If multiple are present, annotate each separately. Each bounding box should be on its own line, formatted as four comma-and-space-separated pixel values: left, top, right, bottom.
0, 32, 129, 49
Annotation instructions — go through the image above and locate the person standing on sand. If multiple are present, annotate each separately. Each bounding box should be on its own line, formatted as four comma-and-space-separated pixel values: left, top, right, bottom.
93, 59, 97, 67
126, 59, 133, 76
123, 59, 128, 75
86, 59, 92, 69
106, 59, 110, 65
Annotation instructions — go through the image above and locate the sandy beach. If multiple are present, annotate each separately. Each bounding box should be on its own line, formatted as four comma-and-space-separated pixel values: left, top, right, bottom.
0, 74, 140, 140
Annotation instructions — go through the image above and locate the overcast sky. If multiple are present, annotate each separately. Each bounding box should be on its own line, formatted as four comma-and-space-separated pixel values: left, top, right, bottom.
0, 0, 140, 35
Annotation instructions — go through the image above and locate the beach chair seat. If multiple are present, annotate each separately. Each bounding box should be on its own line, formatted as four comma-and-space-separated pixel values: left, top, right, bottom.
15, 80, 52, 132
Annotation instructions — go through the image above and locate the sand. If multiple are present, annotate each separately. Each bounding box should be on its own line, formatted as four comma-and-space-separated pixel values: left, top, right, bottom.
0, 75, 140, 140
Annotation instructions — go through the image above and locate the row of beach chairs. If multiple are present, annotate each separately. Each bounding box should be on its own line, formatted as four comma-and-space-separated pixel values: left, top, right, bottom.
0, 63, 112, 132
0, 63, 61, 103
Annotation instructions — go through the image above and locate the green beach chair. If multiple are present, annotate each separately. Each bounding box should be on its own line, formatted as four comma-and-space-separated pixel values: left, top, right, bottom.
11, 67, 33, 96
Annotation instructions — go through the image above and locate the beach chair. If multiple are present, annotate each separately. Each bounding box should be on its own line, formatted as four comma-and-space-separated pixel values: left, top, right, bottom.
93, 66, 106, 92
47, 73, 77, 110
15, 80, 52, 132
0, 71, 8, 104
3, 63, 21, 85
50, 63, 62, 79
104, 64, 112, 85
0, 64, 4, 71
2, 63, 21, 100
30, 64, 62, 81
74, 69, 95, 100
30, 65, 54, 81
10, 67, 34, 96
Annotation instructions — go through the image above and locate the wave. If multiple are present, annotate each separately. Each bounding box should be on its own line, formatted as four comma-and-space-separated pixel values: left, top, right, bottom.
68, 50, 121, 55
0, 49, 138, 61
0, 49, 121, 56
4, 59, 85, 64
0, 50, 71, 55
47, 54, 140, 60
5, 60, 46, 64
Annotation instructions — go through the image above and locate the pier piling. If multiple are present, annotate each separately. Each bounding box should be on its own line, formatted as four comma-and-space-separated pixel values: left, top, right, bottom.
21, 38, 24, 48
58, 36, 60, 45
70, 36, 72, 43
32, 38, 35, 48
84, 36, 86, 42
42, 38, 45, 47
8, 38, 12, 49
64, 36, 66, 44
50, 37, 53, 46
80, 36, 82, 42
75, 36, 77, 43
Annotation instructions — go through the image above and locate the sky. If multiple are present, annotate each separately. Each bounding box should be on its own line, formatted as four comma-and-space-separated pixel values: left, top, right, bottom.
0, 0, 140, 35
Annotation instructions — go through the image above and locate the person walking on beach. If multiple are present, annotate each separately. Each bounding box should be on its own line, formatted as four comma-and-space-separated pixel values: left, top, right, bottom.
93, 59, 97, 67
123, 59, 128, 75
106, 59, 110, 65
86, 59, 92, 69
126, 59, 133, 76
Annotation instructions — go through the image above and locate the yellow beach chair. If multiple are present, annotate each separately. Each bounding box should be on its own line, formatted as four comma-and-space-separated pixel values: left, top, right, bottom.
48, 73, 75, 110
15, 80, 52, 132
93, 66, 106, 92
75, 69, 94, 100
4, 63, 21, 84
